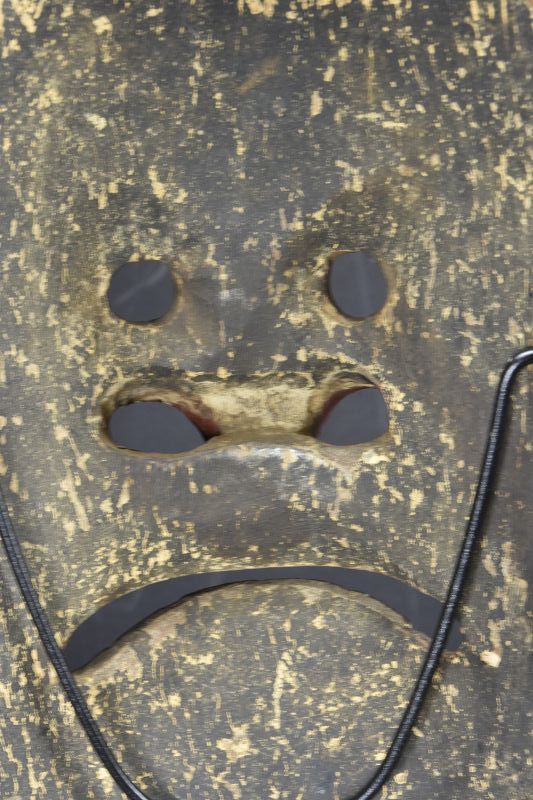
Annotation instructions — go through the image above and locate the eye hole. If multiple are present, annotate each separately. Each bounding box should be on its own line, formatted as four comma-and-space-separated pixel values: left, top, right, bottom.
328, 251, 388, 319
107, 401, 206, 454
107, 259, 177, 323
314, 387, 389, 445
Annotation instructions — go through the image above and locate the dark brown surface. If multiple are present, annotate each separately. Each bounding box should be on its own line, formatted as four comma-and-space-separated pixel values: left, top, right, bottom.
0, 1, 531, 798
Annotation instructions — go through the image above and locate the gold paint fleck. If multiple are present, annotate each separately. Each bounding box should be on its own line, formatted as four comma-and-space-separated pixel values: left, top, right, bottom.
9, 472, 19, 494
338, 46, 349, 62
269, 651, 298, 731
480, 650, 502, 669
310, 90, 323, 117
117, 479, 132, 509
216, 723, 253, 762
100, 498, 113, 515
148, 166, 167, 200
11, 0, 44, 33
84, 113, 108, 131
238, 0, 278, 17
92, 15, 113, 35
394, 771, 409, 785
168, 692, 181, 708
409, 488, 424, 512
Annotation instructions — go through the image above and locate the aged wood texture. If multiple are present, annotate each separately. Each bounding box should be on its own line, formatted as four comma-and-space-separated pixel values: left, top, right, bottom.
0, 1, 531, 798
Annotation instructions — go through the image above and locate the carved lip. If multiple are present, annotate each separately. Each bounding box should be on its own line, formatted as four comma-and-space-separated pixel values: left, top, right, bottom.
63, 566, 462, 672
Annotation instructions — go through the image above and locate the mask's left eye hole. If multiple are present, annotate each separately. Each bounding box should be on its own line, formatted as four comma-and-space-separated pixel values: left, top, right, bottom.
107, 259, 177, 323
107, 401, 207, 454
314, 387, 389, 445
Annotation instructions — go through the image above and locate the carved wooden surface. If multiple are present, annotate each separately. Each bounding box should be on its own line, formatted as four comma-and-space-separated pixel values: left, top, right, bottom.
0, 1, 531, 798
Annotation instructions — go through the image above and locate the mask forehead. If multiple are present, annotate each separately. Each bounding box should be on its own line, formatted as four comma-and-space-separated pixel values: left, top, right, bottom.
0, 2, 531, 799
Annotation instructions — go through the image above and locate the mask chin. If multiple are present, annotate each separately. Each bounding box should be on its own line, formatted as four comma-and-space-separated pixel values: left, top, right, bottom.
72, 579, 443, 797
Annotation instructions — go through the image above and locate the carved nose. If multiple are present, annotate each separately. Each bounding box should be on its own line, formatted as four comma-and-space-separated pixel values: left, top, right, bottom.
102, 373, 391, 455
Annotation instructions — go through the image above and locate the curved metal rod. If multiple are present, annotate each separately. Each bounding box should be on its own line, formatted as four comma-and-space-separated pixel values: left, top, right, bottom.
0, 347, 531, 800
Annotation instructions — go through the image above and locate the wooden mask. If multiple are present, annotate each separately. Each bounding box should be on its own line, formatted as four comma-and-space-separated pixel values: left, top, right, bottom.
0, 2, 531, 799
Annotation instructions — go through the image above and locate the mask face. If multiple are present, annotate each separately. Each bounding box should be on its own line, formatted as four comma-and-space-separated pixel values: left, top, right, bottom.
0, 2, 531, 799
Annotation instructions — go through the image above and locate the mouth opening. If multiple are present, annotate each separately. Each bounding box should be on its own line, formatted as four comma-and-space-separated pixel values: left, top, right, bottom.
63, 566, 462, 672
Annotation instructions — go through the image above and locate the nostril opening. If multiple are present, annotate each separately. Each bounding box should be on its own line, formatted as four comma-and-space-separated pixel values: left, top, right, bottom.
103, 382, 388, 451
313, 386, 389, 446
107, 400, 219, 454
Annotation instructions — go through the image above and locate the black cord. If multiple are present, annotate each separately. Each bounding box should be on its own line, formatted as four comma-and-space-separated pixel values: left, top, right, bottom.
0, 347, 531, 800
347, 346, 533, 799
0, 489, 152, 798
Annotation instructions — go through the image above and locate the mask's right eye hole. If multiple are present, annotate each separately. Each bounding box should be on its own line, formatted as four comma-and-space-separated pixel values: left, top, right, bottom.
314, 387, 389, 446
107, 401, 207, 454
328, 251, 388, 319
107, 259, 177, 323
